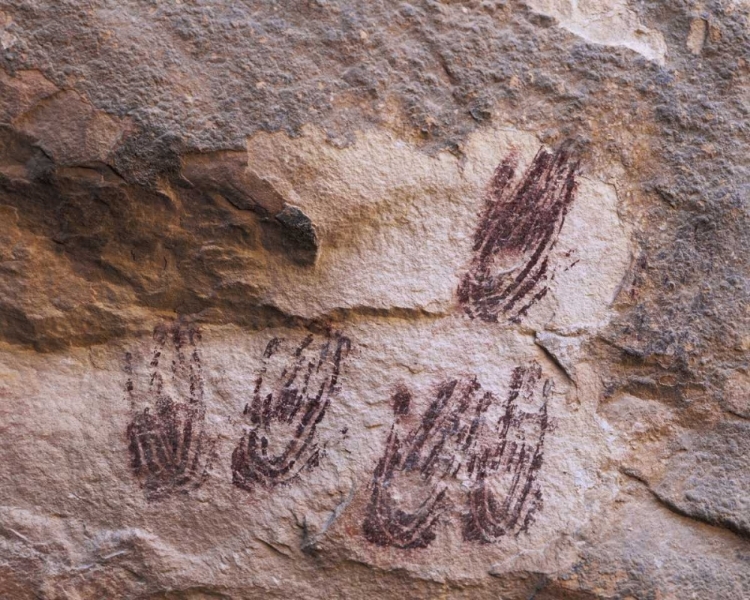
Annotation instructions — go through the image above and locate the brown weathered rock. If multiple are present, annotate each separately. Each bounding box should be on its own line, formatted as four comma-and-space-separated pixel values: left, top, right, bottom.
0, 0, 748, 598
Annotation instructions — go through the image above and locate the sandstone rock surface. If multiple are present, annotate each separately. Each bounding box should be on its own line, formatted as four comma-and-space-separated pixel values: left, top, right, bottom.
0, 1, 748, 599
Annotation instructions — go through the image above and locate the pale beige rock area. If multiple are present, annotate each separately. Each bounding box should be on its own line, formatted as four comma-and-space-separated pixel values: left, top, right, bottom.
527, 0, 668, 64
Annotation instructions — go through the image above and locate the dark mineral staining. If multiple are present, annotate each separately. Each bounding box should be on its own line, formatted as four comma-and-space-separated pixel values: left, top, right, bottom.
463, 362, 549, 543
362, 378, 488, 549
180, 153, 319, 266
274, 205, 318, 257
231, 332, 351, 491
126, 322, 213, 501
457, 142, 580, 322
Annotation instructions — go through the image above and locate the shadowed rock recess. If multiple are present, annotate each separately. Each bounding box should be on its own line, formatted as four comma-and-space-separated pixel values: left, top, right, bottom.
0, 1, 748, 598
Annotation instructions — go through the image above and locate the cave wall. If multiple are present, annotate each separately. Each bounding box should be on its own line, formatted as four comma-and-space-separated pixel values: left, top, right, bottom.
0, 1, 749, 598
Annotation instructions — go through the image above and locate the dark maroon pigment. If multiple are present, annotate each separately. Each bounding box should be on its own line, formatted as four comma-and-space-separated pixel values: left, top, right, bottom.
126, 322, 212, 500
363, 363, 548, 549
458, 143, 580, 322
231, 332, 351, 490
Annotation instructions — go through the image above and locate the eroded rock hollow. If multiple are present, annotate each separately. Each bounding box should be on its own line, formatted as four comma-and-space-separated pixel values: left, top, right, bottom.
0, 1, 748, 598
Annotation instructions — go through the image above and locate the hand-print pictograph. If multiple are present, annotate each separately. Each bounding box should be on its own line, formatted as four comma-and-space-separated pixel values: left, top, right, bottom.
125, 322, 213, 501
458, 142, 580, 322
362, 379, 489, 549
231, 332, 351, 491
462, 362, 549, 542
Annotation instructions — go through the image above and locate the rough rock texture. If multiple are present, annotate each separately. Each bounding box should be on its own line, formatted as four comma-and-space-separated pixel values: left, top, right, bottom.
0, 0, 748, 598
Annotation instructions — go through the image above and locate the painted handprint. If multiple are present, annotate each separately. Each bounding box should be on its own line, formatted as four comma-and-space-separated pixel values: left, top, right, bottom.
362, 379, 489, 549
462, 362, 549, 542
231, 332, 351, 490
125, 322, 213, 500
458, 142, 580, 322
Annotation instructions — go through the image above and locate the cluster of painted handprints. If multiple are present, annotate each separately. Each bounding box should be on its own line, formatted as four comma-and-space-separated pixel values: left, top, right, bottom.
125, 322, 214, 500
123, 143, 569, 543
125, 326, 351, 500
458, 142, 580, 322
363, 363, 549, 548
231, 332, 351, 490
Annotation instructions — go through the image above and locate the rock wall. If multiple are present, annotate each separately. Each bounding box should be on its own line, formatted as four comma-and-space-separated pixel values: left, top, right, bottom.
0, 1, 748, 598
